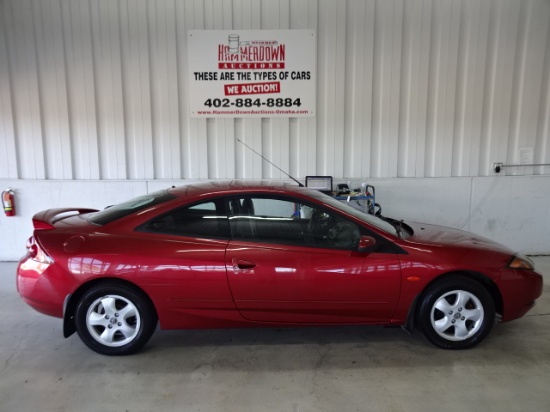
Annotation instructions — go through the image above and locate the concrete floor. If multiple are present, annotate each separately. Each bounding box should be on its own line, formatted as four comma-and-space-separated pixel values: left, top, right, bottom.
1, 258, 549, 412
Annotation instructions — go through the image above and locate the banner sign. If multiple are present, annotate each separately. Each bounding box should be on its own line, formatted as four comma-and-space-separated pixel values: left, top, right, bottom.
188, 30, 316, 118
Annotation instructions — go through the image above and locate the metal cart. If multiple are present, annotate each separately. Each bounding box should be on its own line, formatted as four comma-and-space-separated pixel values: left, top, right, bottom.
334, 184, 380, 215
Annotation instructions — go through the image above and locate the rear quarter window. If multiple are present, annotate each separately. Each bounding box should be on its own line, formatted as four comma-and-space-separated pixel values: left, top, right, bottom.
89, 190, 176, 225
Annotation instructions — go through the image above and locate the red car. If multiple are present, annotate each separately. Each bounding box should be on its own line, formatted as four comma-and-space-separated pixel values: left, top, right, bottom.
17, 181, 543, 355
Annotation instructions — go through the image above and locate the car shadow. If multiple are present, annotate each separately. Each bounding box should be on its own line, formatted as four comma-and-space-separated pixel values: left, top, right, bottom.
127, 321, 540, 373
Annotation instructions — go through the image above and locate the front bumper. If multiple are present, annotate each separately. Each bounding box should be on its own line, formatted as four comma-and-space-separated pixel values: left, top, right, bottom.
499, 268, 543, 322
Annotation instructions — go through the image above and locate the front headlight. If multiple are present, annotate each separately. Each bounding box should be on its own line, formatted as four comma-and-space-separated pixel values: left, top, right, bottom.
508, 254, 535, 270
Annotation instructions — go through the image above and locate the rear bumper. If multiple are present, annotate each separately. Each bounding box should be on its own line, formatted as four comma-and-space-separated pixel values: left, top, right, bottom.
17, 255, 71, 319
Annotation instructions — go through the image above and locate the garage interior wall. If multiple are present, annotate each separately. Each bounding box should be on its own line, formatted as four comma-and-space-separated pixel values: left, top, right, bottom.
1, 0, 549, 260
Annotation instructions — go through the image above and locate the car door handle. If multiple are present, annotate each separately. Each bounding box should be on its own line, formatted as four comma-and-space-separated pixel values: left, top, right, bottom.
232, 258, 256, 271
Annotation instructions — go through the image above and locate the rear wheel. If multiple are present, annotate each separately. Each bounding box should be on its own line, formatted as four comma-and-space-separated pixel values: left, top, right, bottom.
75, 283, 157, 355
418, 276, 495, 349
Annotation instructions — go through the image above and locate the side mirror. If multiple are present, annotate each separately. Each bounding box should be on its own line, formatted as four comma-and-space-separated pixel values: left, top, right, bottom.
358, 235, 377, 253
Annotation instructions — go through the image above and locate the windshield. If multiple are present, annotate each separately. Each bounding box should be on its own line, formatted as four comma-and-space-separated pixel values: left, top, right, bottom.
88, 190, 176, 225
306, 190, 399, 236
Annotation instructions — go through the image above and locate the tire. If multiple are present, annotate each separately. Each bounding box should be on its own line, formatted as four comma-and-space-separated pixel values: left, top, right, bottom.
417, 276, 495, 349
75, 282, 157, 355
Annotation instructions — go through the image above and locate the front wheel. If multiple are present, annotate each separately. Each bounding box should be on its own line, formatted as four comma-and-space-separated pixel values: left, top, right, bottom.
417, 277, 495, 349
75, 282, 157, 355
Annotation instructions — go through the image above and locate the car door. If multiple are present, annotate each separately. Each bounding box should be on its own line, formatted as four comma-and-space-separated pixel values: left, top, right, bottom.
133, 199, 235, 315
225, 196, 402, 323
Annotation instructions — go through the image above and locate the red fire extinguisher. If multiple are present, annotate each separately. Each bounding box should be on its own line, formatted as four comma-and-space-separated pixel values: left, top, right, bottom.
2, 188, 15, 217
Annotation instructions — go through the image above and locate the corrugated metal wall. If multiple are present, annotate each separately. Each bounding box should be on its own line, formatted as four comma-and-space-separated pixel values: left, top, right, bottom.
1, 0, 549, 181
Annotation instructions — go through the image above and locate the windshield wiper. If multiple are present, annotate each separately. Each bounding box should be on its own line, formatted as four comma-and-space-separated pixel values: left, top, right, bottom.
381, 217, 405, 238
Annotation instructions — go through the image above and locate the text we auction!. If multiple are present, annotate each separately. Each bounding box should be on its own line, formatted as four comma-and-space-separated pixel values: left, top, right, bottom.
188, 30, 316, 118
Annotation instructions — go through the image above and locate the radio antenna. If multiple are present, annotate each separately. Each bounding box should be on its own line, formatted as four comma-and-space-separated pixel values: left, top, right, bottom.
236, 139, 304, 187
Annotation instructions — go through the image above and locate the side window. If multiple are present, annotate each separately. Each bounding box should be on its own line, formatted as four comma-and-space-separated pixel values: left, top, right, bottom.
228, 196, 361, 249
138, 200, 230, 239
306, 209, 361, 249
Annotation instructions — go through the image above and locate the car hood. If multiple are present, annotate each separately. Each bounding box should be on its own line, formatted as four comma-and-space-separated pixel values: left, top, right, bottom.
403, 221, 514, 255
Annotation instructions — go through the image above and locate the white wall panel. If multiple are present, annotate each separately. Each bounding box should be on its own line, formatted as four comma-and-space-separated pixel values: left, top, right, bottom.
0, 3, 18, 179
35, 0, 74, 179
5, 0, 47, 179
120, 0, 155, 180
0, 180, 149, 260
2, 0, 550, 180
2, 0, 550, 260
62, 0, 101, 179
2, 176, 549, 261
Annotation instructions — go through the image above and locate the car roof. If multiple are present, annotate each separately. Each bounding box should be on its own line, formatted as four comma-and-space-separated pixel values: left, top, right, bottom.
169, 180, 306, 198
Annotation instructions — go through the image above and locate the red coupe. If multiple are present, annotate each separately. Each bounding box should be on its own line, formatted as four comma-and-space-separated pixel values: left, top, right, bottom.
17, 181, 543, 355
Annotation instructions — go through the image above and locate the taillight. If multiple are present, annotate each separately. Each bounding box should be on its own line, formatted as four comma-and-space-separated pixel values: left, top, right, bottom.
32, 219, 55, 230
26, 237, 36, 257
26, 237, 52, 263
27, 241, 38, 258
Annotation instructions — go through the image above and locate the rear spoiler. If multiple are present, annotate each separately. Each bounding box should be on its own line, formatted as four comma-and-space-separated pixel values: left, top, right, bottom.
32, 208, 99, 230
